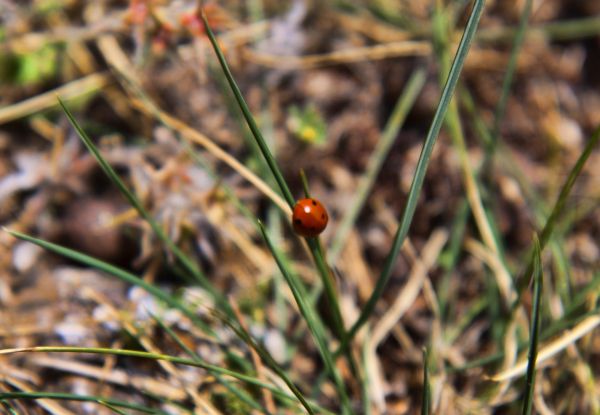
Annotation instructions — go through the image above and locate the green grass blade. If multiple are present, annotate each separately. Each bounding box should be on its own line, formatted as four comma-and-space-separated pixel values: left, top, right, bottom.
307, 237, 346, 337
299, 169, 311, 198
421, 348, 431, 415
449, 304, 600, 373
521, 236, 543, 415
97, 400, 131, 415
57, 98, 230, 314
329, 67, 427, 263
437, 199, 470, 316
296, 171, 346, 343
0, 392, 167, 414
5, 228, 291, 408
0, 346, 332, 413
213, 310, 318, 415
3, 228, 212, 332
533, 15, 600, 41
0, 400, 21, 415
490, 0, 533, 151
259, 222, 353, 414
434, 0, 513, 307
200, 12, 294, 207
200, 7, 347, 380
342, 0, 487, 349
516, 124, 600, 297
150, 312, 267, 413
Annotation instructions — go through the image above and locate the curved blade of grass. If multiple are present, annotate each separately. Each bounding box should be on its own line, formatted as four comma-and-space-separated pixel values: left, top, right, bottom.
57, 98, 232, 315
3, 228, 213, 332
0, 392, 167, 414
340, 0, 487, 351
329, 67, 427, 263
515, 123, 600, 299
0, 346, 331, 414
259, 222, 353, 414
200, 12, 294, 207
521, 236, 543, 415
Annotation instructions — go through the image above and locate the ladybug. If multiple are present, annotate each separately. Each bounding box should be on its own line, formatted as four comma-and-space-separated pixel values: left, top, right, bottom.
292, 198, 329, 237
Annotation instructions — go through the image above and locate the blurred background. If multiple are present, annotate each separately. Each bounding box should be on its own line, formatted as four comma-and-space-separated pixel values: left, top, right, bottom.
0, 0, 599, 413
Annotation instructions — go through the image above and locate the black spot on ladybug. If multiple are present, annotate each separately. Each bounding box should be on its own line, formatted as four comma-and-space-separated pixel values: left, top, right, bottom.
321, 214, 325, 219
311, 200, 317, 205
294, 219, 302, 225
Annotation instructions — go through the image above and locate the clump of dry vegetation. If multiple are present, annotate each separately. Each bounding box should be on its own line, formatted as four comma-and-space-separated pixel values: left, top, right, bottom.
0, 0, 599, 414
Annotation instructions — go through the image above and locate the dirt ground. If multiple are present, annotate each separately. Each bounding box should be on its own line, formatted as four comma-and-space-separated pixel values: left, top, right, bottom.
0, 1, 599, 414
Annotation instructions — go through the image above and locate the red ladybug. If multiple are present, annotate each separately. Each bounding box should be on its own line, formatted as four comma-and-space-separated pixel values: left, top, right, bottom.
292, 198, 329, 237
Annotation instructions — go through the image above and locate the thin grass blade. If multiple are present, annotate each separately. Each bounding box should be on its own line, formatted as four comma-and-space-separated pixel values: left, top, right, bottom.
521, 236, 543, 415
200, 12, 294, 207
97, 401, 130, 415
3, 228, 212, 331
516, 124, 600, 297
4, 228, 306, 411
259, 222, 353, 414
199, 9, 347, 350
490, 0, 533, 150
0, 392, 166, 414
212, 309, 318, 415
57, 98, 230, 313
150, 312, 266, 413
329, 67, 427, 263
421, 348, 431, 415
341, 0, 487, 350
0, 345, 333, 413
0, 400, 19, 415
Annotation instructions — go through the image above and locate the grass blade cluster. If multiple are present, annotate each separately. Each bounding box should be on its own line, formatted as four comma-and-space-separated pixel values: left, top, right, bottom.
0, 345, 332, 413
199, 4, 350, 376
